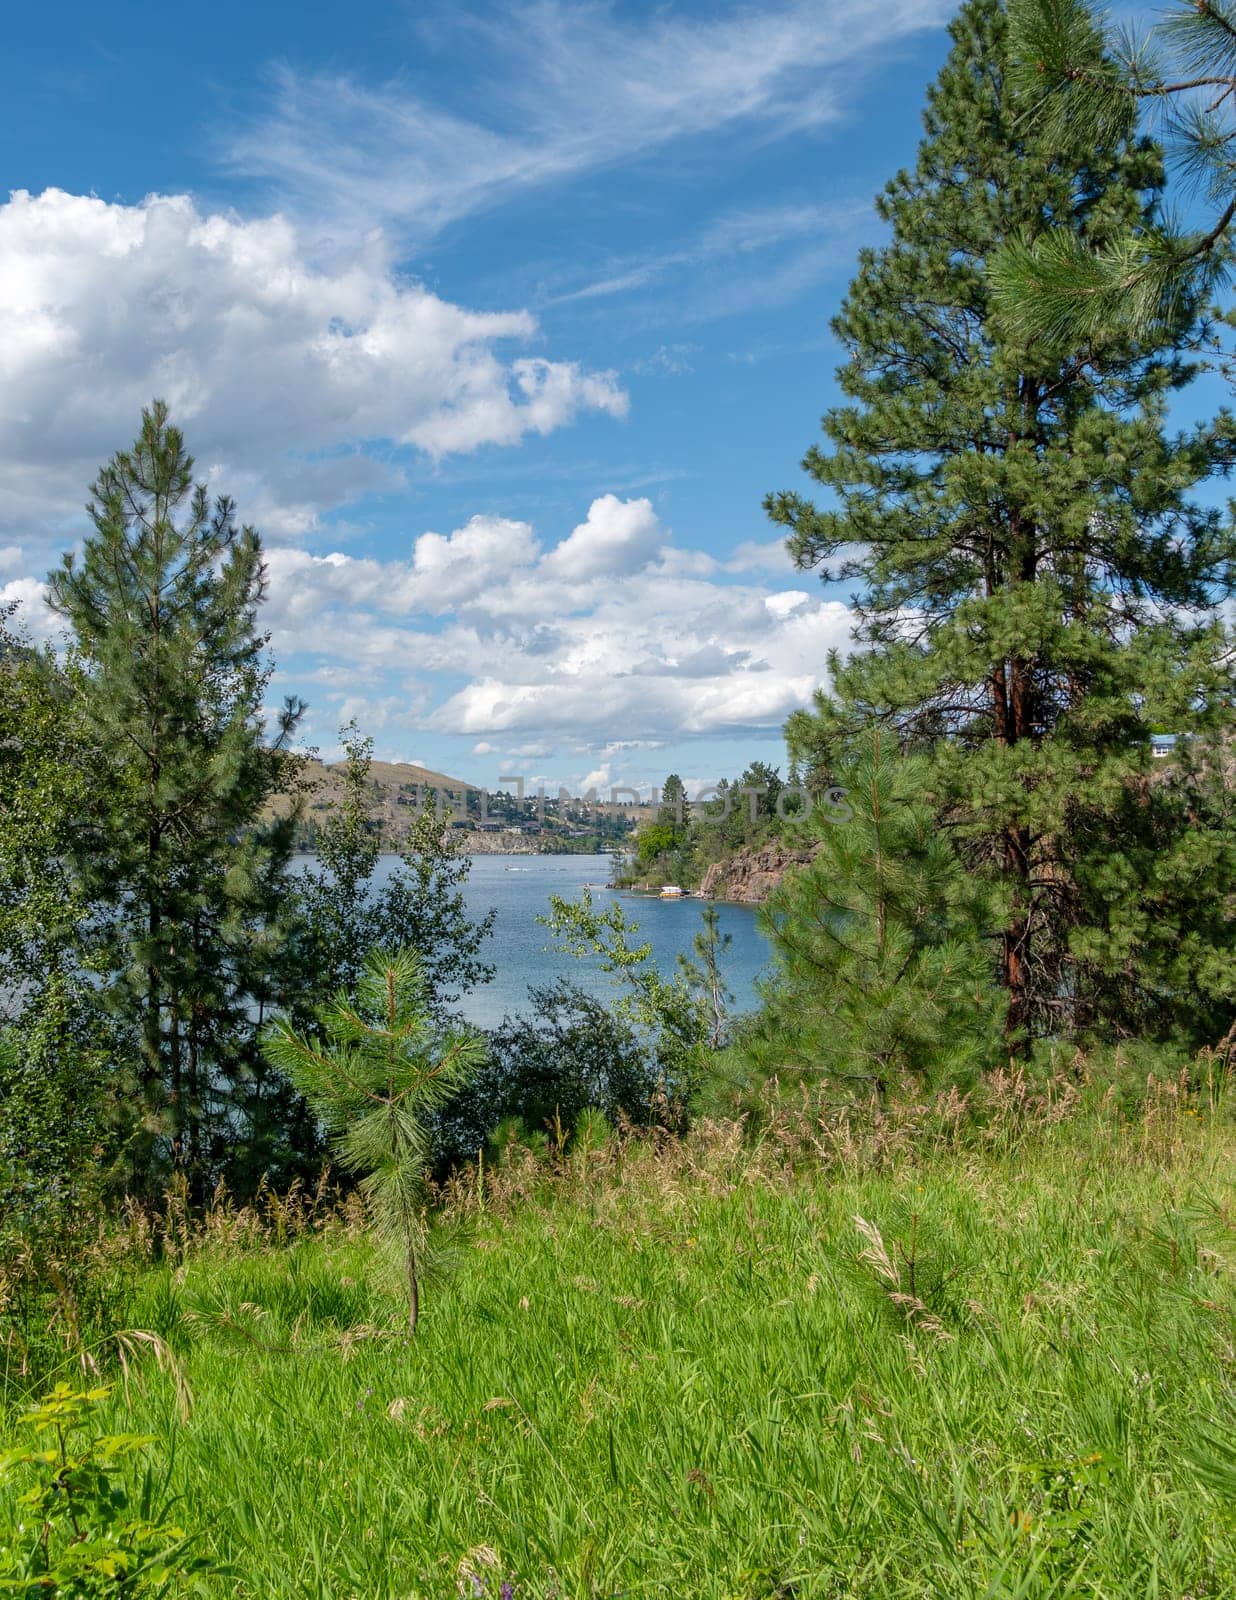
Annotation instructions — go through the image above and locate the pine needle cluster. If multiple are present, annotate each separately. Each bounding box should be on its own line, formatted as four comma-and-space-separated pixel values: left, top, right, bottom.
263, 948, 486, 1330
994, 0, 1236, 346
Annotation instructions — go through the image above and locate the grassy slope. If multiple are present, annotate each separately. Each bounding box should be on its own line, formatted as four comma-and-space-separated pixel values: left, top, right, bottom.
271, 757, 473, 837
35, 1094, 1236, 1598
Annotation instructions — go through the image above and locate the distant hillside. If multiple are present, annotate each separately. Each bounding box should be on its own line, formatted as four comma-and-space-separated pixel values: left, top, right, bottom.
280, 756, 644, 854
289, 756, 475, 842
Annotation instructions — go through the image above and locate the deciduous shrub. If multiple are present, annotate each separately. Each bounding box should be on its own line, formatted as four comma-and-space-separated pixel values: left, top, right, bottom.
432, 980, 670, 1169
0, 1384, 212, 1596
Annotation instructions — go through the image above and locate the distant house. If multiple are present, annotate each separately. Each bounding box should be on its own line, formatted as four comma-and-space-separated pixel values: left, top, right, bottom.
1151, 734, 1178, 759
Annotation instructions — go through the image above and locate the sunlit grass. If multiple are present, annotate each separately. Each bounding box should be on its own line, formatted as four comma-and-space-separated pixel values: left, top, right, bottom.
10, 1083, 1236, 1598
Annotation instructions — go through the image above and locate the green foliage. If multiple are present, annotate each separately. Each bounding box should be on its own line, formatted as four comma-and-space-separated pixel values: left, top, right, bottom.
0, 1005, 104, 1233
0, 1385, 210, 1596
262, 948, 485, 1329
751, 730, 1007, 1094
45, 402, 308, 1199
990, 224, 1204, 352
0, 621, 100, 1011
677, 904, 734, 1050
542, 892, 711, 1111
995, 0, 1236, 348
626, 762, 790, 889
1064, 728, 1236, 1044
630, 772, 690, 878
371, 803, 496, 1019
0, 987, 112, 1342
634, 821, 679, 869
293, 726, 495, 1022
292, 723, 382, 1002
0, 992, 133, 1394
0, 616, 120, 1261
434, 981, 670, 1167
768, 0, 1236, 1048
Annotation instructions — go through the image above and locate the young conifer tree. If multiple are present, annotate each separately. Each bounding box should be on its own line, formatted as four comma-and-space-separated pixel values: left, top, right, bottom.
48, 403, 305, 1193
263, 947, 485, 1331
753, 730, 1006, 1094
768, 0, 1236, 1049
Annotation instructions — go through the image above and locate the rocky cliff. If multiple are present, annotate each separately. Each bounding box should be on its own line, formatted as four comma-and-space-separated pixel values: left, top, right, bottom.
699, 841, 818, 904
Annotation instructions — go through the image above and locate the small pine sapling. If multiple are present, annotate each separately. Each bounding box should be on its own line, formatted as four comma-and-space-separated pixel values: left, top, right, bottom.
263, 947, 485, 1331
678, 904, 734, 1050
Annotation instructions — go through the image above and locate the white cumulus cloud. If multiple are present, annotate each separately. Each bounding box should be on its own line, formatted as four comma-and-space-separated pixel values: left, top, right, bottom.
542, 495, 663, 582
6, 493, 850, 753
0, 187, 627, 548
254, 496, 853, 747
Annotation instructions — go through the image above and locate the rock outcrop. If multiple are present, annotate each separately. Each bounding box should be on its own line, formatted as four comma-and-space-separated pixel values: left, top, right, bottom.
699, 841, 818, 904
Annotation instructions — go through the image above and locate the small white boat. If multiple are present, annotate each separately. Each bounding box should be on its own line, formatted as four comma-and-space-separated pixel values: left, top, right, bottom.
659, 885, 686, 899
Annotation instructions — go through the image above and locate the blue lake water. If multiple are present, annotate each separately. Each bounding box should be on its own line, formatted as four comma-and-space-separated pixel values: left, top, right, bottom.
359, 852, 772, 1029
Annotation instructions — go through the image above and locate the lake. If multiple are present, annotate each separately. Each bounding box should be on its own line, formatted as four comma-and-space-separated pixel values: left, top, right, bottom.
361, 852, 772, 1028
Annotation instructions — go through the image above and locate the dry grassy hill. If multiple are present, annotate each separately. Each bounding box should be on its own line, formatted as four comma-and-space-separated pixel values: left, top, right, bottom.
275, 755, 646, 853
291, 756, 475, 841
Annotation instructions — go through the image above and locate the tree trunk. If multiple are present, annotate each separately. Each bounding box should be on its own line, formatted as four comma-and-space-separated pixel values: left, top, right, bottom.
1001, 823, 1032, 1047
405, 1232, 419, 1334
995, 643, 1035, 1052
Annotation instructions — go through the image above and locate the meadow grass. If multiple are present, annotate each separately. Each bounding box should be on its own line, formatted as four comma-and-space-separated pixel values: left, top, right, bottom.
7, 1073, 1236, 1598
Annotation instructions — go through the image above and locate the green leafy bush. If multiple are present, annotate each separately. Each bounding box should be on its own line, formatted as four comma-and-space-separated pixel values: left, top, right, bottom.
0, 1384, 212, 1597
433, 980, 667, 1169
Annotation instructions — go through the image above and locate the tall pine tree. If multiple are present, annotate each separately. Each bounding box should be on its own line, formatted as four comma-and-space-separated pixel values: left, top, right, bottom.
49, 403, 307, 1194
768, 0, 1236, 1049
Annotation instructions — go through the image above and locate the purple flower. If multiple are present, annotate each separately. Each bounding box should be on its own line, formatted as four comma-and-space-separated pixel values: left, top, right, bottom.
500, 1583, 514, 1600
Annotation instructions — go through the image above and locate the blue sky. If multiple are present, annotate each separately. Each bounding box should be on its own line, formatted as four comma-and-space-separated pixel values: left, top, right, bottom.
0, 0, 1182, 794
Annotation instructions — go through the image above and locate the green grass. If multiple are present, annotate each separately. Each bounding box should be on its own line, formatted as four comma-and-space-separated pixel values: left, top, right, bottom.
9, 1090, 1236, 1598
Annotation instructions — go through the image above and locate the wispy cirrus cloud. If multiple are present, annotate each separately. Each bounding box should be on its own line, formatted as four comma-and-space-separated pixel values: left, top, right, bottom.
547, 201, 868, 308
537, 198, 872, 330
225, 0, 951, 239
